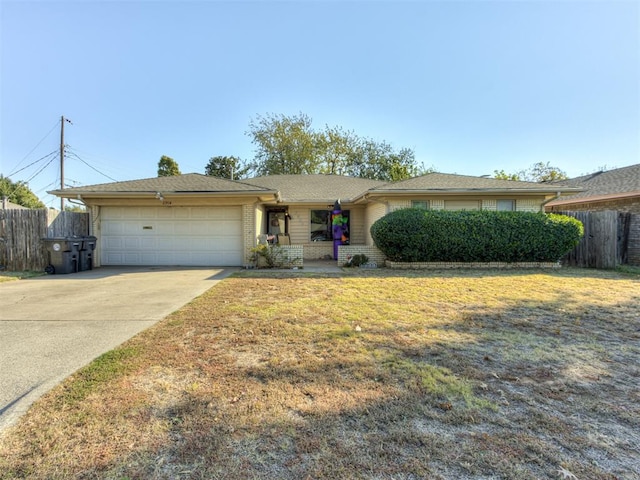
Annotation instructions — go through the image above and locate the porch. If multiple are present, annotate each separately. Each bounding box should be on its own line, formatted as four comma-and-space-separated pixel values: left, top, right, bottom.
250, 241, 385, 269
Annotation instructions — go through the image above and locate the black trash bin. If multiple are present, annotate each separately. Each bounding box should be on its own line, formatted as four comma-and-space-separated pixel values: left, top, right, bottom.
42, 237, 81, 274
79, 235, 97, 271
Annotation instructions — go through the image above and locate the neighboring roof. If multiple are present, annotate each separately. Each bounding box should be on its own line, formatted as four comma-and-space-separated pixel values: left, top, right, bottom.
244, 174, 386, 203
366, 172, 581, 194
1, 199, 28, 209
49, 173, 277, 197
546, 164, 640, 206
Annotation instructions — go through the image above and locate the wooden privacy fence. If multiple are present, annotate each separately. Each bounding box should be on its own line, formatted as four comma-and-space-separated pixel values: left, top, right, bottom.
0, 210, 89, 271
559, 211, 633, 269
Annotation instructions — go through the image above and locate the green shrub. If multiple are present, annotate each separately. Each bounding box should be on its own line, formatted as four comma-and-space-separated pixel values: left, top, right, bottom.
370, 209, 583, 263
250, 244, 299, 268
344, 253, 369, 267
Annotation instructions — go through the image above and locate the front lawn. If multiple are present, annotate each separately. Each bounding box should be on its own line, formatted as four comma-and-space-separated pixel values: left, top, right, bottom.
0, 269, 638, 479
0, 271, 45, 282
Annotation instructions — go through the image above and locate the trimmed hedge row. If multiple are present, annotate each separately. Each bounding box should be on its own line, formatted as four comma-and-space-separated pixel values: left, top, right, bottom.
370, 209, 584, 263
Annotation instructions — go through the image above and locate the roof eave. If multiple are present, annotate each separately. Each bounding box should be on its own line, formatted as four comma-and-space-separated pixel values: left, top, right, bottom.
272, 198, 359, 205
48, 189, 278, 200
363, 187, 583, 196
547, 190, 640, 206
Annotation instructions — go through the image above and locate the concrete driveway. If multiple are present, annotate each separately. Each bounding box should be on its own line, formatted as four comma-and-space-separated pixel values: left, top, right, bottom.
0, 266, 234, 434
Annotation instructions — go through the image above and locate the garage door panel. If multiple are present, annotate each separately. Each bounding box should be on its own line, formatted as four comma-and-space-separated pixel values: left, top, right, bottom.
102, 222, 124, 235
155, 223, 175, 235
103, 252, 123, 264
191, 222, 215, 235
214, 237, 241, 249
125, 253, 144, 264
189, 209, 210, 220
189, 238, 211, 249
124, 237, 142, 249
220, 220, 242, 233
103, 236, 123, 249
157, 209, 174, 219
101, 206, 242, 266
120, 222, 144, 235
173, 209, 191, 220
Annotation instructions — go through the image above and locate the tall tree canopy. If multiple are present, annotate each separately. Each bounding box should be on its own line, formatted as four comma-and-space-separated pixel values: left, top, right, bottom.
205, 156, 252, 180
157, 155, 181, 177
494, 162, 568, 182
247, 113, 425, 181
248, 113, 320, 176
0, 175, 45, 208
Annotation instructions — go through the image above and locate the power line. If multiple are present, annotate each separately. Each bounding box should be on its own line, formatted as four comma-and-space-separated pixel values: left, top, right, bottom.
66, 146, 121, 179
7, 149, 59, 178
66, 150, 119, 182
25, 156, 56, 184
34, 181, 59, 195
8, 120, 60, 175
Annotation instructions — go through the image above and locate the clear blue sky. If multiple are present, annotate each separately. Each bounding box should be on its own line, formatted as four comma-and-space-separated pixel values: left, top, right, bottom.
1, 0, 638, 208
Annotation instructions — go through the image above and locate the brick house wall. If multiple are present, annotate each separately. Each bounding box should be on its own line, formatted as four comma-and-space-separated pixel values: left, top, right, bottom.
547, 198, 640, 214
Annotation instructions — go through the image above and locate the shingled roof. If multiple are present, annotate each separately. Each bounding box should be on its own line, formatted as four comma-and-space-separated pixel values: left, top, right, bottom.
367, 172, 579, 193
49, 171, 584, 202
50, 173, 276, 196
244, 174, 386, 203
546, 164, 640, 205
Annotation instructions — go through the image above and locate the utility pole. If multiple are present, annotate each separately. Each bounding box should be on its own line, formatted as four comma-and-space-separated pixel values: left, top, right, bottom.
59, 116, 72, 211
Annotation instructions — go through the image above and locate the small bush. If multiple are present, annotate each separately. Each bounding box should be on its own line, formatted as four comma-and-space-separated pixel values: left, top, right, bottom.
370, 209, 583, 263
250, 244, 299, 268
344, 254, 369, 267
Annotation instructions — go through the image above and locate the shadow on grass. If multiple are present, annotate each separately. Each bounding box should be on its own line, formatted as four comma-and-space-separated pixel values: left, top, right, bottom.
2, 276, 638, 480
234, 266, 638, 282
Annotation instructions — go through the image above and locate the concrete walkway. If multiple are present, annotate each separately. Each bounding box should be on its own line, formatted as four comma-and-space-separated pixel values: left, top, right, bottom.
0, 266, 234, 434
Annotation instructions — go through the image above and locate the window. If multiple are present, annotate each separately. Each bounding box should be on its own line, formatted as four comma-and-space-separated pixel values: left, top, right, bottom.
310, 209, 350, 242
411, 200, 429, 210
444, 200, 480, 211
268, 211, 285, 235
266, 209, 289, 244
497, 200, 515, 211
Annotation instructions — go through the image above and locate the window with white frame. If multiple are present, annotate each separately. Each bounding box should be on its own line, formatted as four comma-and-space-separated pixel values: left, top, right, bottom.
496, 200, 515, 211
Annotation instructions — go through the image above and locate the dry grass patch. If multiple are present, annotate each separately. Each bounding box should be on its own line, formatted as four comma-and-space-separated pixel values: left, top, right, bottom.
0, 269, 638, 479
0, 271, 45, 282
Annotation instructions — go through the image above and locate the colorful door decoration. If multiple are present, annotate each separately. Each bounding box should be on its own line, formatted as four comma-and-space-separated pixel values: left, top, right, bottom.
331, 199, 348, 259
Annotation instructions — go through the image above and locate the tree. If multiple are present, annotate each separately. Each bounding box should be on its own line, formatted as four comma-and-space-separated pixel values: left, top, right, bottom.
0, 175, 45, 208
246, 113, 423, 180
317, 125, 357, 176
64, 204, 87, 212
524, 161, 568, 182
157, 155, 181, 177
346, 140, 422, 181
247, 113, 320, 176
494, 162, 568, 182
204, 156, 252, 180
493, 169, 521, 181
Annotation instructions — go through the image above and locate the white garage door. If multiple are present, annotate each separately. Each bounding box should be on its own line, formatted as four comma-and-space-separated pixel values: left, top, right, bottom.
101, 206, 243, 266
